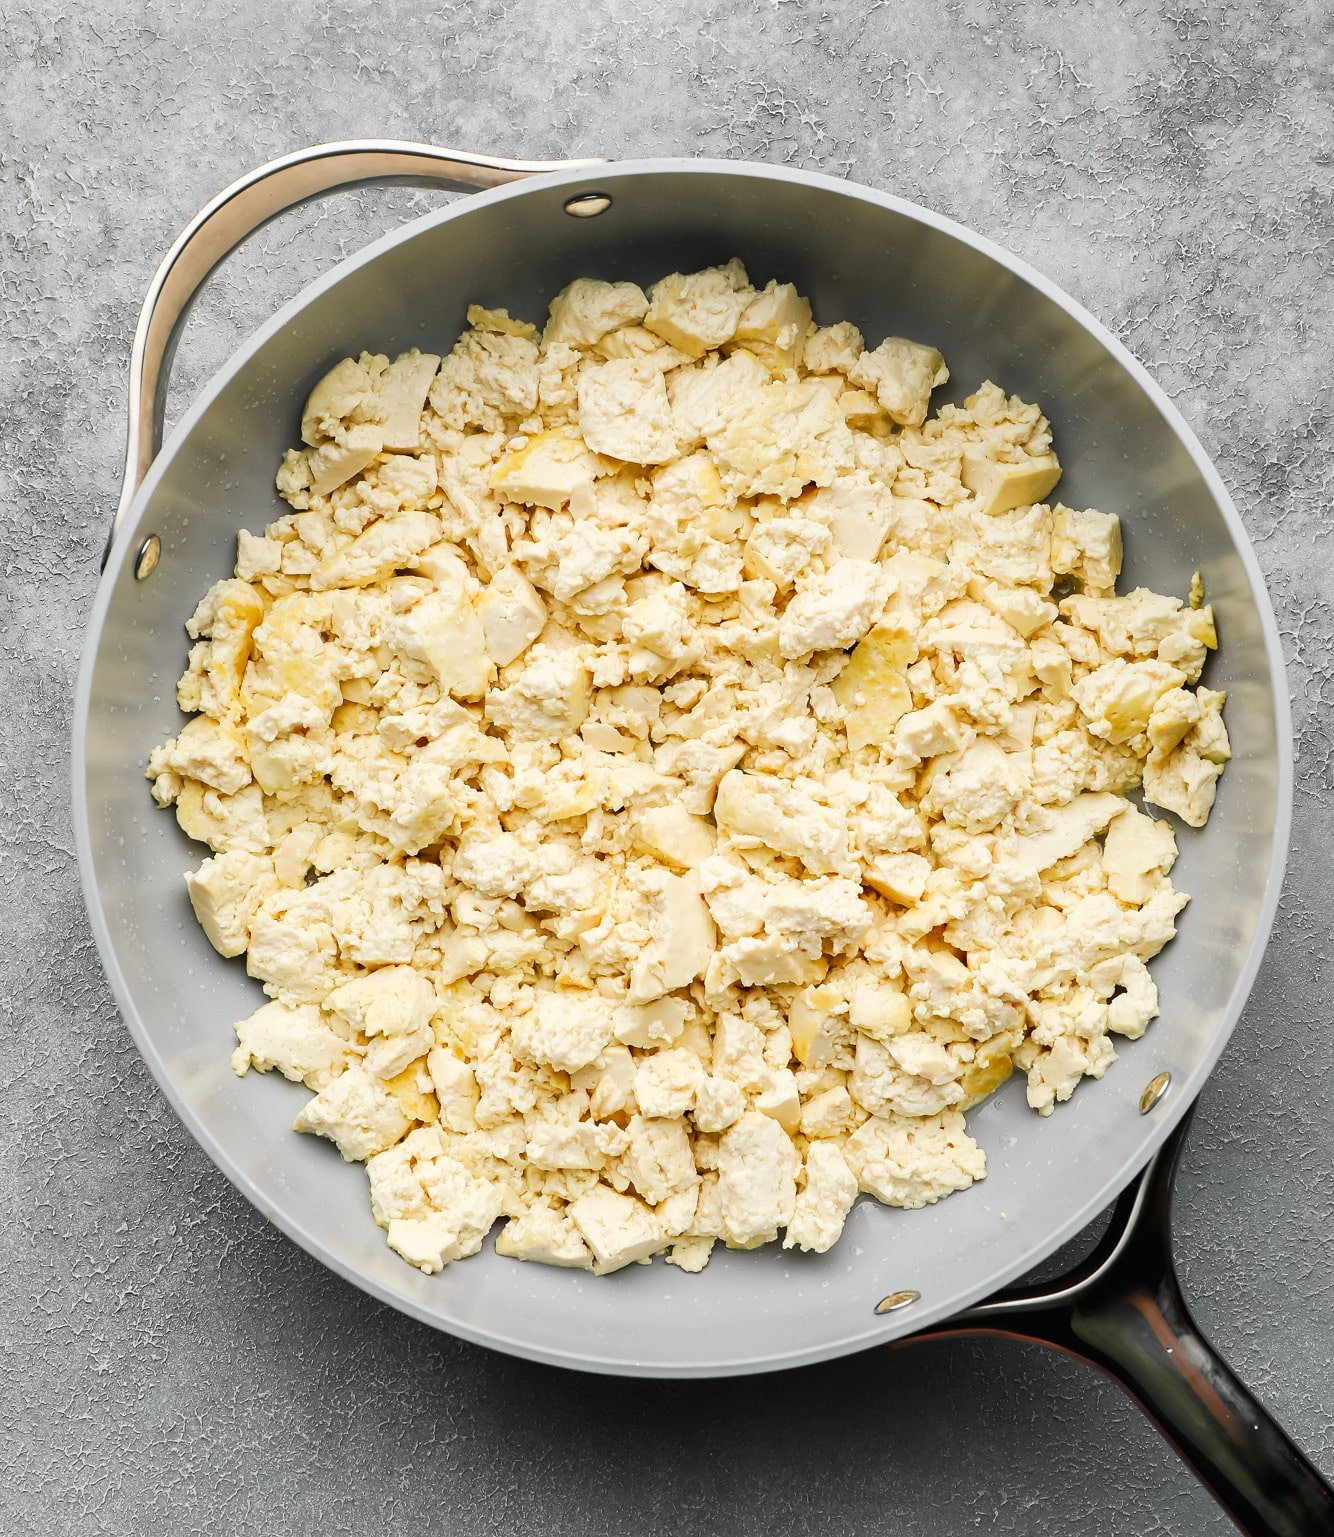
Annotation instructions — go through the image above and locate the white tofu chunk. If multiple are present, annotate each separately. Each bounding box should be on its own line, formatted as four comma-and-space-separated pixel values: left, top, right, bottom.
961, 448, 1062, 516
716, 1111, 798, 1248
843, 1110, 986, 1208
495, 1203, 595, 1269
628, 870, 716, 1002
293, 1064, 412, 1162
490, 428, 605, 511
511, 988, 618, 1073
783, 1142, 858, 1253
848, 335, 949, 427
545, 278, 649, 347
577, 358, 678, 464
643, 258, 754, 357
231, 1000, 355, 1089
186, 850, 275, 958
376, 350, 441, 450
475, 565, 547, 666
569, 1184, 663, 1273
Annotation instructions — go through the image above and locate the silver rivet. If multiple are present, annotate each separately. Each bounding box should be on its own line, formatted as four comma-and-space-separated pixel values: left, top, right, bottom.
134, 534, 161, 580
874, 1289, 920, 1315
1140, 1071, 1171, 1114
563, 191, 612, 218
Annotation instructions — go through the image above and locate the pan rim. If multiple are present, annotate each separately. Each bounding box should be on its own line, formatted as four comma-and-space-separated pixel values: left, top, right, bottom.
72, 155, 1294, 1377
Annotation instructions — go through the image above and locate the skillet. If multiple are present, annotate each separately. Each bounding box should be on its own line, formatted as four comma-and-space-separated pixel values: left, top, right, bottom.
73, 142, 1331, 1534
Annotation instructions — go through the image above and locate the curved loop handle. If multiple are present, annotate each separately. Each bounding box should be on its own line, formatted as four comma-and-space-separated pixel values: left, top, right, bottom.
905, 1109, 1334, 1536
106, 138, 605, 564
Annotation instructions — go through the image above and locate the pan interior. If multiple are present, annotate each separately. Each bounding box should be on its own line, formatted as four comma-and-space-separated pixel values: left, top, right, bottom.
76, 162, 1287, 1375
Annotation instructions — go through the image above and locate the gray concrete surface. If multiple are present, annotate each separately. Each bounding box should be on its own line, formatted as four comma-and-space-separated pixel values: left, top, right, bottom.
2, 2, 1331, 1533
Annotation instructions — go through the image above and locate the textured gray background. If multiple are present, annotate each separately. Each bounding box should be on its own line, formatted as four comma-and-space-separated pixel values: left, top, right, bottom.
2, 2, 1331, 1533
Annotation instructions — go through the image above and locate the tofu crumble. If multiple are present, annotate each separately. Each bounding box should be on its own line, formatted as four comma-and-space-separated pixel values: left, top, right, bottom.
147, 262, 1230, 1276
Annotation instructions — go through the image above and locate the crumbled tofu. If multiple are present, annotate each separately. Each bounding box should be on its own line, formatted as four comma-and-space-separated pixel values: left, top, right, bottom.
490, 428, 606, 511
778, 558, 890, 659
614, 996, 689, 1049
633, 803, 717, 869
1103, 806, 1178, 904
1143, 686, 1230, 827
545, 278, 649, 348
426, 1047, 480, 1131
784, 1142, 858, 1253
569, 1184, 663, 1273
293, 1064, 412, 1161
186, 850, 275, 957
475, 566, 547, 666
643, 259, 755, 357
961, 448, 1062, 517
734, 280, 813, 373
368, 1143, 504, 1273
710, 378, 855, 501
848, 336, 949, 427
326, 965, 436, 1079
578, 358, 678, 465
844, 1111, 986, 1208
716, 1111, 798, 1247
495, 1202, 594, 1268
714, 772, 852, 875
231, 1000, 356, 1089
512, 988, 617, 1073
153, 264, 1227, 1280
833, 622, 915, 749
634, 1049, 705, 1118
377, 350, 441, 450
628, 869, 716, 1002
803, 320, 864, 376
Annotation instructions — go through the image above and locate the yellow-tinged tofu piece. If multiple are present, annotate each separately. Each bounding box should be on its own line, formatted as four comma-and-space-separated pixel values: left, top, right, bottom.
961, 448, 1062, 516
628, 870, 716, 1002
643, 259, 754, 358
382, 1060, 440, 1124
489, 428, 606, 511
838, 387, 892, 434
788, 985, 841, 1068
848, 336, 949, 427
1103, 805, 1178, 904
300, 356, 382, 446
634, 803, 717, 869
833, 622, 917, 750
862, 852, 932, 905
312, 509, 438, 590
755, 1070, 802, 1134
958, 1036, 1017, 1108
397, 591, 493, 700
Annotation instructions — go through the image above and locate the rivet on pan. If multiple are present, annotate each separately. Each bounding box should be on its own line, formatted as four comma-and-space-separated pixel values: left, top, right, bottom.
563, 191, 613, 218
1139, 1071, 1172, 1114
874, 1290, 920, 1316
134, 534, 161, 581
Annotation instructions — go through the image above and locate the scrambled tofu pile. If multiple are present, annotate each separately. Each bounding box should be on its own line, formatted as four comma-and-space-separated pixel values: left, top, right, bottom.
147, 262, 1230, 1277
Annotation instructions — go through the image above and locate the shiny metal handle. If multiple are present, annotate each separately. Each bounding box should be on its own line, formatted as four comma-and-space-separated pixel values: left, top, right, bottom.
904, 1109, 1334, 1536
107, 138, 604, 563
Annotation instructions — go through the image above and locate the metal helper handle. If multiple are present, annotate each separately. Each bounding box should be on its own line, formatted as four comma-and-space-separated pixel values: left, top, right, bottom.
902, 1108, 1334, 1537
105, 138, 604, 564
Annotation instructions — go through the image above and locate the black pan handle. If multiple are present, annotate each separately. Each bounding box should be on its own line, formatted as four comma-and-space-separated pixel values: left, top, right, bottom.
904, 1107, 1334, 1536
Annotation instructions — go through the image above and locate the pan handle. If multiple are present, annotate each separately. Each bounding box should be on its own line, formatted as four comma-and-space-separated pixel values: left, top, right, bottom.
903, 1107, 1334, 1536
104, 138, 605, 566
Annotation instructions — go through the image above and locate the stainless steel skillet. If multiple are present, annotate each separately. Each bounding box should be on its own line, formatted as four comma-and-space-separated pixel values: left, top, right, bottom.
72, 142, 1330, 1534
